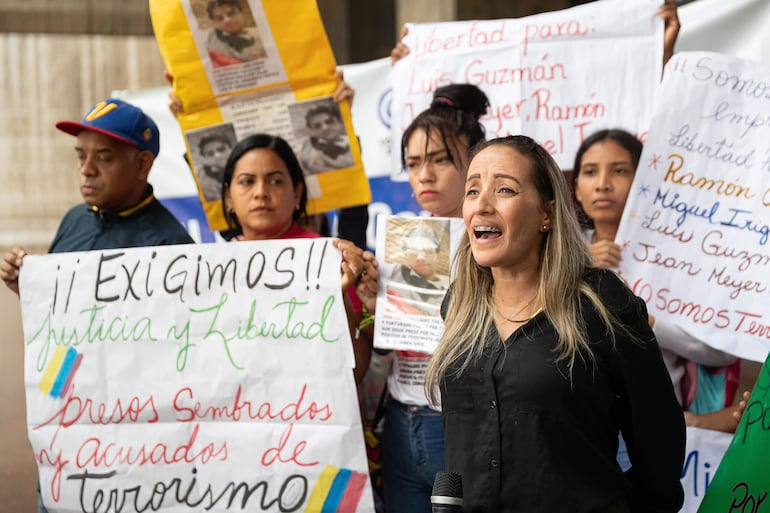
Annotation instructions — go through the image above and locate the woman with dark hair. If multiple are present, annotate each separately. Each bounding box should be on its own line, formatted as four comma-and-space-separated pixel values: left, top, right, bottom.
222, 133, 309, 238
571, 129, 643, 267
399, 84, 489, 218
427, 135, 685, 513
221, 133, 372, 383
571, 129, 743, 433
357, 83, 490, 513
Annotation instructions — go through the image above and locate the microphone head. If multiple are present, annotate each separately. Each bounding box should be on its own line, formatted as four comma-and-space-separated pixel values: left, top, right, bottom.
432, 471, 463, 499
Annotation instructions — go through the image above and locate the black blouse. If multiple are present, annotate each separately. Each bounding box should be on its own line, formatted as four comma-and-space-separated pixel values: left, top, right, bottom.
441, 269, 684, 513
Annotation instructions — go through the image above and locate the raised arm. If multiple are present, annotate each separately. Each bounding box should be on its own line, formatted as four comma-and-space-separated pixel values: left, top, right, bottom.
657, 0, 681, 67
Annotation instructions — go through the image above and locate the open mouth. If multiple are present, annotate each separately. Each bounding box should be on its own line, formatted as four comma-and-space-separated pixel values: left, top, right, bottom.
473, 226, 502, 240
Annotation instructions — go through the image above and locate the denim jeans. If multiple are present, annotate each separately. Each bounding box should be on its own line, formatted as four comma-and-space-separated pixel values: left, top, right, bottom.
37, 479, 49, 513
382, 400, 445, 513
616, 433, 632, 472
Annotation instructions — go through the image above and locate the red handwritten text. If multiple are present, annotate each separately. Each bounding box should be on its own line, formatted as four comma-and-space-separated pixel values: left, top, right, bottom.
76, 423, 228, 469
522, 18, 593, 56
413, 22, 508, 59
261, 423, 318, 468
35, 388, 158, 445
173, 383, 332, 423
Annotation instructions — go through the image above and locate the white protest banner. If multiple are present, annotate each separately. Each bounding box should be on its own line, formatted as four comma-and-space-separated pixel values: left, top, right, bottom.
342, 57, 394, 179
680, 427, 732, 513
19, 240, 373, 512
615, 51, 770, 363
372, 216, 464, 352
390, 0, 662, 176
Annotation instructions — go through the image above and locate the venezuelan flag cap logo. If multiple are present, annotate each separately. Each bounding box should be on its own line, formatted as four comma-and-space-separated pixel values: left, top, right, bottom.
55, 99, 160, 157
305, 465, 368, 513
39, 346, 83, 398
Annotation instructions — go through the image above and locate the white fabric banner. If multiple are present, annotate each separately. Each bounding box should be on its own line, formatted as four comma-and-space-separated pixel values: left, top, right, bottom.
680, 426, 733, 513
390, 0, 662, 176
341, 58, 393, 179
616, 51, 770, 363
677, 0, 770, 66
19, 240, 373, 512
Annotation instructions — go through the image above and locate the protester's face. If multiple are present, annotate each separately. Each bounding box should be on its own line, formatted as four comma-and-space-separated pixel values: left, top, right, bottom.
463, 145, 550, 271
307, 112, 344, 142
403, 235, 440, 279
211, 4, 245, 34
225, 148, 302, 240
406, 128, 466, 218
200, 139, 231, 174
574, 139, 635, 228
75, 130, 148, 211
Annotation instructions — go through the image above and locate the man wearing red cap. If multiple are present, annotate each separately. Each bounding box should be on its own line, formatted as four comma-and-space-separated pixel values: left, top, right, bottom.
0, 99, 194, 512
1, 98, 193, 295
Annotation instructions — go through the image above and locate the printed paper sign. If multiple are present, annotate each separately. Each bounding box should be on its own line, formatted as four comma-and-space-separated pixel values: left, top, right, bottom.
150, 0, 371, 231
19, 240, 373, 512
390, 0, 663, 176
616, 51, 770, 363
372, 216, 464, 352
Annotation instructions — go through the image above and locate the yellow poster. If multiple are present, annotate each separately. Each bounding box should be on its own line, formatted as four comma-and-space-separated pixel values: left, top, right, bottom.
150, 0, 370, 231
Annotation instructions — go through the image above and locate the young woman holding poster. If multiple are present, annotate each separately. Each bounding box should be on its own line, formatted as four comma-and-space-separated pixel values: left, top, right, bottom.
220, 133, 373, 383
425, 135, 685, 513
571, 128, 748, 433
355, 84, 490, 513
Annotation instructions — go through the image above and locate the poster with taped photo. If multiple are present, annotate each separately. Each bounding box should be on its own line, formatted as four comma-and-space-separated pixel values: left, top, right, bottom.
181, 0, 287, 94
373, 215, 464, 352
185, 122, 238, 203
288, 97, 355, 175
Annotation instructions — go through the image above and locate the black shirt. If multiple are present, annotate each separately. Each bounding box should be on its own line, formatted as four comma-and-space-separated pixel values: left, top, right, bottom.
441, 269, 684, 513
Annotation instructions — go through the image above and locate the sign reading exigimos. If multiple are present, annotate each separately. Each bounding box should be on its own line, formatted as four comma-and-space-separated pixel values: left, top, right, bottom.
150, 0, 370, 231
22, 241, 375, 512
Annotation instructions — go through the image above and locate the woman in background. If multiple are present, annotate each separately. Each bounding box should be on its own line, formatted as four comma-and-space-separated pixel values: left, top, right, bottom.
221, 133, 372, 383
571, 128, 745, 432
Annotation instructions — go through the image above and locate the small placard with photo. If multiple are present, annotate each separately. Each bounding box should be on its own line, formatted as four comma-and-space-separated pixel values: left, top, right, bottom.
373, 215, 465, 352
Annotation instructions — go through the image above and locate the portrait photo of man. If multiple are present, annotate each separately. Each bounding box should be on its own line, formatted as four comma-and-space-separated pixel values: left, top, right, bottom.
289, 97, 355, 175
385, 220, 451, 317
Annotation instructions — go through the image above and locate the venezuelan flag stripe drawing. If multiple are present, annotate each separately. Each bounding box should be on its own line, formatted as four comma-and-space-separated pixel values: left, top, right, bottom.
305, 465, 338, 512
39, 346, 82, 398
335, 471, 367, 512
322, 468, 351, 512
39, 346, 68, 395
305, 465, 367, 512
60, 352, 83, 398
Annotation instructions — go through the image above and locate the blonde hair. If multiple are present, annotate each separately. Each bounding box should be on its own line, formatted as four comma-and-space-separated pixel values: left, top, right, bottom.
426, 136, 620, 403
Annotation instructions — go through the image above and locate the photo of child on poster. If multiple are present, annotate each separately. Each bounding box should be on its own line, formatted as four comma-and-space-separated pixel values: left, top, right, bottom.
289, 97, 355, 175
201, 0, 266, 67
185, 123, 237, 203
384, 218, 451, 317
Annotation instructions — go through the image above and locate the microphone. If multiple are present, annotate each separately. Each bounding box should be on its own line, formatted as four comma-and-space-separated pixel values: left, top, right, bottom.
431, 471, 463, 513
